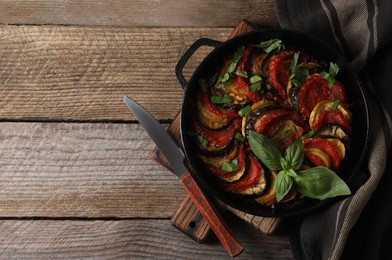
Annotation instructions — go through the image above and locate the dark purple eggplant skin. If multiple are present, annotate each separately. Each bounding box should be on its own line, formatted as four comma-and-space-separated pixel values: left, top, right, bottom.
260, 52, 273, 79
290, 85, 300, 110
245, 105, 279, 138
195, 138, 237, 158
197, 111, 233, 131
221, 103, 245, 111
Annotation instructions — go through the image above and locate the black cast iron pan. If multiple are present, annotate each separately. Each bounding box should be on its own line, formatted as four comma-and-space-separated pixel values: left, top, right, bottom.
176, 29, 370, 217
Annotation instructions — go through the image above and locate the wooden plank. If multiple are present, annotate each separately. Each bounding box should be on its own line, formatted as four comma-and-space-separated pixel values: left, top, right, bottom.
0, 122, 187, 218
0, 0, 277, 27
0, 219, 293, 259
0, 25, 232, 121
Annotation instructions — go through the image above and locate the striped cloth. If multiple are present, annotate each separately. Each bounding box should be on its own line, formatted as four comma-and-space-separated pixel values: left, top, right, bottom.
276, 1, 392, 259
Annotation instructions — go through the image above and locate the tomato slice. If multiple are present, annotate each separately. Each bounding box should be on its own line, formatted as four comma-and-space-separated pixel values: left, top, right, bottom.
311, 110, 352, 133
234, 76, 262, 103
254, 109, 303, 137
236, 46, 252, 72
304, 148, 332, 168
193, 116, 241, 147
204, 143, 246, 182
199, 93, 239, 119
271, 120, 305, 152
299, 74, 347, 117
303, 138, 342, 170
222, 155, 262, 192
268, 50, 296, 99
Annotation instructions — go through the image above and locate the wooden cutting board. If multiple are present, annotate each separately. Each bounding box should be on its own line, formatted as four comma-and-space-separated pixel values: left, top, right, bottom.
152, 20, 281, 243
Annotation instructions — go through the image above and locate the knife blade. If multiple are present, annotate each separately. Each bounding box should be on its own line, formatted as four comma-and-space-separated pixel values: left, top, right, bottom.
123, 96, 243, 257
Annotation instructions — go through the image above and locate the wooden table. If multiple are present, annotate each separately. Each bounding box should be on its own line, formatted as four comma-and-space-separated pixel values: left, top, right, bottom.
0, 1, 293, 258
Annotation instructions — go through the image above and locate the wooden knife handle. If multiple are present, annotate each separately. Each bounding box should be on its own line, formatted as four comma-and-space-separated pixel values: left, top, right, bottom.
180, 172, 244, 257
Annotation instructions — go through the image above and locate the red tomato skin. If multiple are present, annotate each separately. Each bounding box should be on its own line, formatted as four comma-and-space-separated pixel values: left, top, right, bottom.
312, 110, 352, 133
299, 74, 347, 117
234, 76, 262, 103
304, 151, 327, 167
193, 116, 241, 147
254, 110, 303, 136
222, 155, 262, 191
200, 93, 239, 119
303, 138, 342, 170
268, 50, 296, 99
205, 143, 245, 179
236, 46, 253, 72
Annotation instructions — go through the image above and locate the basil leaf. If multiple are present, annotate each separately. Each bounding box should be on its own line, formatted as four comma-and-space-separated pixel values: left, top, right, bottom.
222, 159, 238, 172
249, 81, 262, 92
289, 52, 309, 87
275, 170, 293, 202
211, 95, 232, 104
329, 62, 339, 77
321, 62, 340, 87
228, 46, 245, 73
235, 132, 245, 142
293, 166, 351, 200
250, 75, 262, 84
248, 131, 282, 170
286, 168, 297, 178
289, 52, 299, 72
188, 130, 209, 147
238, 105, 252, 117
303, 131, 314, 138
282, 129, 293, 138
280, 157, 290, 171
235, 70, 248, 78
331, 100, 340, 110
221, 72, 231, 83
228, 62, 237, 74
217, 46, 246, 85
254, 39, 285, 53
249, 75, 262, 92
282, 125, 296, 138
284, 138, 304, 170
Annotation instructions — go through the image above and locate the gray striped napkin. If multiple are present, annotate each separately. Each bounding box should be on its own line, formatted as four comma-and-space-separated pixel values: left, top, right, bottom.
276, 0, 392, 259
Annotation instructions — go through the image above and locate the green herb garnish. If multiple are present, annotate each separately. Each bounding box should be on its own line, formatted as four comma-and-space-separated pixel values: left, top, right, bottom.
238, 105, 252, 117
220, 46, 245, 84
282, 125, 297, 138
222, 159, 238, 172
211, 94, 233, 104
235, 70, 248, 78
331, 100, 340, 110
235, 132, 245, 142
249, 75, 263, 92
289, 52, 309, 87
303, 131, 314, 138
248, 131, 351, 202
254, 39, 285, 53
188, 130, 209, 148
320, 62, 340, 87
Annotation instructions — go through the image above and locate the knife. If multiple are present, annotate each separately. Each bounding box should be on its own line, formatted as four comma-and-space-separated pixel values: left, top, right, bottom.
123, 96, 243, 257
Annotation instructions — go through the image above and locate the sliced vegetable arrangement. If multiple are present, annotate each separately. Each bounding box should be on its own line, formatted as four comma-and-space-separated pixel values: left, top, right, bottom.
188, 38, 352, 208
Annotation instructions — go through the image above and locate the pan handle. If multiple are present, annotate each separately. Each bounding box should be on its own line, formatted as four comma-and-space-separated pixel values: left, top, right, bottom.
175, 38, 222, 91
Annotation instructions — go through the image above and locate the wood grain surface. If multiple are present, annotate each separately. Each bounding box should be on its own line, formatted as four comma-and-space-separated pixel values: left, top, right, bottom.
0, 0, 278, 27
0, 0, 294, 258
0, 122, 184, 218
0, 26, 230, 121
0, 219, 292, 259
